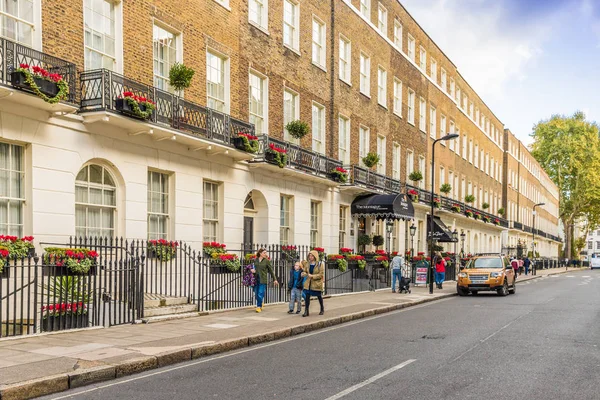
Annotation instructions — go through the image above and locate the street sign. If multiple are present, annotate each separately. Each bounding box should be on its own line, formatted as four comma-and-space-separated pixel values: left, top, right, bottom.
415, 261, 428, 285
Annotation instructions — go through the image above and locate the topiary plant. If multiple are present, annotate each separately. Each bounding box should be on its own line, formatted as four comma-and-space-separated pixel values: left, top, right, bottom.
357, 234, 372, 247
409, 170, 423, 183
169, 63, 195, 96
498, 207, 505, 216
372, 235, 384, 248
285, 120, 310, 139
362, 152, 380, 168
440, 183, 452, 195
482, 202, 490, 210
465, 194, 475, 203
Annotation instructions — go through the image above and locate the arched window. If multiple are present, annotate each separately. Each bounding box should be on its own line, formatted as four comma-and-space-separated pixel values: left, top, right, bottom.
75, 164, 116, 238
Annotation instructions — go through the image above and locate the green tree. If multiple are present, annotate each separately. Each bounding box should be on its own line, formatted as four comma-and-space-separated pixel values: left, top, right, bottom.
531, 112, 600, 259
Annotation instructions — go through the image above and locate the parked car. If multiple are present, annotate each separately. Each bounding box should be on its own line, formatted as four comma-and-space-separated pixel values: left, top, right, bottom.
457, 255, 516, 296
590, 256, 600, 270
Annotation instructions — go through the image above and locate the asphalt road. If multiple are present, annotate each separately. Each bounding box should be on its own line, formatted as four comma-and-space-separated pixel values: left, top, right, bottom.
43, 270, 600, 400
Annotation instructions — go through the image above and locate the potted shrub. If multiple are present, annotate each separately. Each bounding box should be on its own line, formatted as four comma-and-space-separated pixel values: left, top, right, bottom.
362, 152, 380, 169
433, 197, 441, 208
281, 245, 298, 261
43, 248, 98, 275
311, 247, 325, 261
440, 183, 452, 196
327, 254, 347, 272
168, 62, 195, 97
116, 91, 155, 120
409, 171, 423, 185
11, 63, 69, 104
203, 241, 227, 258
233, 133, 260, 153
265, 143, 288, 168
464, 194, 475, 204
41, 276, 90, 332
330, 167, 349, 183
498, 208, 505, 217
210, 253, 241, 273
451, 203, 461, 213
407, 188, 419, 201
482, 202, 490, 210
357, 234, 372, 252
372, 235, 384, 249
465, 209, 474, 218
346, 254, 366, 270
285, 120, 310, 139
148, 239, 178, 262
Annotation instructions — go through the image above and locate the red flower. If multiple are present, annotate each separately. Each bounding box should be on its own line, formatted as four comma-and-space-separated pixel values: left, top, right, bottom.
335, 167, 348, 174
340, 247, 353, 253
21, 236, 34, 242
375, 250, 386, 255
0, 249, 8, 258
408, 189, 419, 196
328, 254, 344, 260
19, 63, 30, 69
418, 252, 425, 256
239, 133, 258, 141
268, 143, 287, 154
375, 255, 389, 261
48, 73, 63, 83
347, 255, 365, 261
313, 247, 325, 252
433, 198, 441, 203
87, 250, 98, 258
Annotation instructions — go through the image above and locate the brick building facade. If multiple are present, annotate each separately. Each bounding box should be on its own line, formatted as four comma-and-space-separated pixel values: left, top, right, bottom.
0, 0, 560, 258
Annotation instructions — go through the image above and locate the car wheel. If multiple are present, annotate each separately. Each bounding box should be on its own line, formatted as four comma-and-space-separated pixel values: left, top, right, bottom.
471, 291, 478, 296
457, 286, 468, 296
508, 281, 516, 294
497, 280, 509, 296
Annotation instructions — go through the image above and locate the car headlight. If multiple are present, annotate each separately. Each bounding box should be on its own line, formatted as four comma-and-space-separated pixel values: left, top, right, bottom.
490, 272, 503, 278
458, 272, 468, 278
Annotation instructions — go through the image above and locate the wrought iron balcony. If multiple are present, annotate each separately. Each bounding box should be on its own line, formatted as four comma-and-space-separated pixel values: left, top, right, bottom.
512, 221, 523, 230
79, 69, 254, 148
0, 38, 77, 103
347, 166, 402, 193
523, 225, 533, 233
252, 136, 343, 180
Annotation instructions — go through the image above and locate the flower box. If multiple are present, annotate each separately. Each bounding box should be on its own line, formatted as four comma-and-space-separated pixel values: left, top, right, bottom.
43, 264, 97, 277
330, 167, 349, 183
11, 70, 59, 98
265, 143, 288, 168
326, 261, 340, 270
232, 136, 248, 151
232, 134, 259, 154
41, 313, 89, 332
0, 264, 9, 279
209, 264, 232, 274
147, 248, 177, 261
115, 98, 152, 120
265, 151, 281, 165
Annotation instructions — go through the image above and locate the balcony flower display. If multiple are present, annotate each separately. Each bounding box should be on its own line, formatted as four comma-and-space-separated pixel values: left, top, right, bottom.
116, 91, 156, 120
451, 203, 461, 213
465, 209, 474, 218
327, 254, 347, 272
212, 253, 241, 272
281, 245, 298, 261
474, 212, 481, 220
375, 249, 387, 255
482, 215, 491, 223
12, 63, 69, 104
375, 255, 389, 268
203, 241, 227, 257
148, 239, 178, 262
0, 235, 35, 258
265, 143, 288, 168
407, 188, 419, 201
493, 218, 500, 226
0, 247, 9, 276
330, 167, 349, 183
312, 247, 325, 260
44, 248, 98, 274
346, 254, 366, 270
418, 252, 425, 256
433, 197, 441, 208
340, 247, 354, 255
233, 132, 259, 153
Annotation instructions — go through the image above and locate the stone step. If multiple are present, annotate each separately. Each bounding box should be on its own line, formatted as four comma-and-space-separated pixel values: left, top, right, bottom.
144, 295, 189, 308
143, 303, 198, 317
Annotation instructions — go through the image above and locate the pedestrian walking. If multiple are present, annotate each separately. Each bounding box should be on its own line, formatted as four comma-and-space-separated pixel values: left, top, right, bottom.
250, 248, 279, 313
391, 253, 404, 293
287, 261, 303, 314
434, 251, 446, 289
511, 257, 519, 279
523, 256, 531, 275
301, 250, 324, 317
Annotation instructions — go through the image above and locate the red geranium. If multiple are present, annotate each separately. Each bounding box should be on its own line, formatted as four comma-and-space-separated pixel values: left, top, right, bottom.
408, 189, 419, 196
122, 91, 156, 106
335, 167, 348, 174
347, 255, 365, 261
239, 133, 258, 141
328, 254, 344, 260
268, 143, 287, 154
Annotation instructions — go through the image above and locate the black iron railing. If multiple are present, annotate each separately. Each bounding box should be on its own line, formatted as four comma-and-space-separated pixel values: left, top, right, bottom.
79, 69, 254, 147
346, 165, 402, 193
0, 38, 77, 103
254, 136, 343, 179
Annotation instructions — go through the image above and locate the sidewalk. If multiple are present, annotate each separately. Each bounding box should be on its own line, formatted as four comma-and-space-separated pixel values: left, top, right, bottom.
0, 267, 581, 400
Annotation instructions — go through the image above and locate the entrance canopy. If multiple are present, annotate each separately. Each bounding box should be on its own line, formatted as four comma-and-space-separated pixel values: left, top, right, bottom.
351, 193, 414, 220
427, 215, 457, 243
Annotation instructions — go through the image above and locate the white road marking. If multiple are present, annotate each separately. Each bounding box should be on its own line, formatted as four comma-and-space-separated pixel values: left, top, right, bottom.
567, 276, 576, 278
582, 276, 591, 278
323, 359, 417, 400
204, 323, 238, 329
48, 297, 453, 399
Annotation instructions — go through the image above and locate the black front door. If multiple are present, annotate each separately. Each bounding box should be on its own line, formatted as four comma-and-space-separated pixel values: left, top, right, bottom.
244, 217, 254, 253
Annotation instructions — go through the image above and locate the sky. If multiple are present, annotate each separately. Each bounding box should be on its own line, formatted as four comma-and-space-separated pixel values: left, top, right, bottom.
400, 0, 600, 146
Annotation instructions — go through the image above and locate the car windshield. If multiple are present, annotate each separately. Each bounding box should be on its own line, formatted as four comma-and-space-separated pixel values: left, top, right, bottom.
467, 258, 503, 269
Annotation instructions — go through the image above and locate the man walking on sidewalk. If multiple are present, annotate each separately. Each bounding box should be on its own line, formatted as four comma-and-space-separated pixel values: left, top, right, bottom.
391, 253, 404, 293
524, 256, 531, 275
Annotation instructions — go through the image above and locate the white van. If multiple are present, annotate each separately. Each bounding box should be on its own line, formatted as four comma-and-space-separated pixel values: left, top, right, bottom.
590, 256, 600, 270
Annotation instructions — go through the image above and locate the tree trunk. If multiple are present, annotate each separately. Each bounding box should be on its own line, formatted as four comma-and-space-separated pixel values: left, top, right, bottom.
563, 217, 572, 260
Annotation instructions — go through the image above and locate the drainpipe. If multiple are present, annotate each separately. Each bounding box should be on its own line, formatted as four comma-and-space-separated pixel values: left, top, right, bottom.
329, 0, 336, 158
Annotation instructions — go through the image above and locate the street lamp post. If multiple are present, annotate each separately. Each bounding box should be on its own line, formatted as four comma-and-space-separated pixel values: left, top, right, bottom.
429, 133, 459, 294
409, 223, 416, 259
452, 229, 459, 279
532, 202, 545, 276
385, 219, 394, 255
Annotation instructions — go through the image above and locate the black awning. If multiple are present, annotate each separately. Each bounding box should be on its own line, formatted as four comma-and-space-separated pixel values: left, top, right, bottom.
351, 193, 414, 220
427, 215, 458, 243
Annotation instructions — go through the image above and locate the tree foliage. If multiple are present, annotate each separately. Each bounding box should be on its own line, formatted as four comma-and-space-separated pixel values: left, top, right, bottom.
530, 112, 600, 258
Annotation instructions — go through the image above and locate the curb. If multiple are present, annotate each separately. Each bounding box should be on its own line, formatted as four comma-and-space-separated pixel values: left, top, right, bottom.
0, 293, 456, 400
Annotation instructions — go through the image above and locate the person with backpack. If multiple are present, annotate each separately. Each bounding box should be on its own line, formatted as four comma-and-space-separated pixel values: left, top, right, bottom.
391, 253, 404, 293
434, 252, 446, 289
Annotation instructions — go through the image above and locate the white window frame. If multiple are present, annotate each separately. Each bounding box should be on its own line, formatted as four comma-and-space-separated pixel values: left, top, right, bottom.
0, 0, 41, 48
339, 205, 348, 248
283, 87, 300, 143
283, 0, 299, 52
393, 20, 402, 49
440, 68, 447, 92
280, 195, 293, 245
360, 52, 371, 96
419, 46, 426, 70
312, 102, 326, 154
377, 3, 387, 35
418, 156, 426, 189
360, 0, 371, 19
359, 125, 370, 162
377, 66, 387, 107
392, 142, 401, 179
310, 201, 321, 248
338, 115, 351, 165
462, 134, 467, 160
449, 78, 455, 98
406, 150, 414, 181
429, 107, 436, 139
249, 0, 268, 31
338, 34, 351, 84
0, 143, 25, 237
249, 70, 269, 135
393, 78, 402, 117
430, 58, 437, 82
377, 134, 386, 174
206, 49, 230, 113
148, 171, 170, 240
84, 0, 122, 72
153, 23, 182, 93
407, 88, 415, 125
439, 114, 446, 143
419, 97, 426, 132
312, 16, 326, 69
407, 34, 415, 61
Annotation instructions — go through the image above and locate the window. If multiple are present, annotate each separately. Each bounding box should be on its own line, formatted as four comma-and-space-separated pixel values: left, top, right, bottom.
475, 108, 480, 126
393, 20, 402, 48
469, 139, 473, 164
419, 46, 426, 70
249, 71, 268, 135
84, 0, 117, 70
377, 67, 387, 107
0, 143, 24, 237
359, 126, 370, 162
429, 107, 436, 139
474, 144, 479, 168
312, 17, 326, 68
393, 78, 402, 116
377, 135, 386, 174
430, 58, 437, 82
283, 0, 299, 51
283, 88, 299, 142
448, 171, 454, 197
418, 156, 426, 189
439, 114, 446, 143
360, 0, 370, 18
249, 0, 268, 30
440, 166, 445, 186
462, 134, 467, 160
148, 171, 169, 240
207, 51, 229, 112
448, 121, 455, 151
406, 150, 414, 180
76, 165, 116, 238
419, 97, 426, 132
469, 102, 474, 118
440, 68, 447, 91
153, 24, 179, 92
407, 89, 415, 124
214, 0, 229, 7
310, 201, 321, 248
392, 143, 401, 179
360, 53, 370, 96
456, 86, 461, 104
312, 102, 325, 153
203, 181, 220, 242
450, 78, 455, 98
377, 3, 387, 35
454, 126, 460, 154
338, 115, 350, 164
407, 34, 415, 61
454, 174, 459, 200
339, 205, 348, 248
280, 195, 292, 245
339, 35, 351, 83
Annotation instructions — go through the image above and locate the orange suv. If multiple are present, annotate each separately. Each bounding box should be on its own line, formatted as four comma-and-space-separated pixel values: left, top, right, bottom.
457, 255, 516, 296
